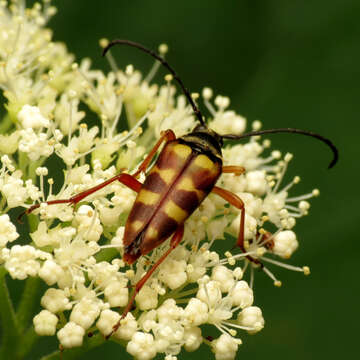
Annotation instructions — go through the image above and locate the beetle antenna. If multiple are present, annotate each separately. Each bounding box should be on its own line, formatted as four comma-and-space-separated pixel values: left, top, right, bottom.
222, 128, 338, 168
102, 39, 206, 126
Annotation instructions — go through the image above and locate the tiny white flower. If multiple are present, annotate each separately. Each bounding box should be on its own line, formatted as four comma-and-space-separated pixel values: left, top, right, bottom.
211, 266, 235, 293
197, 280, 222, 308
74, 205, 103, 242
0, 214, 19, 247
97, 309, 120, 337
33, 310, 58, 336
158, 258, 187, 290
211, 334, 241, 360
229, 280, 254, 308
127, 331, 157, 360
183, 298, 208, 326
136, 285, 158, 311
66, 164, 90, 185
41, 288, 71, 313
138, 310, 157, 332
5, 245, 42, 280
153, 319, 184, 353
2, 172, 28, 208
114, 313, 138, 341
38, 259, 64, 285
0, 131, 20, 155
70, 298, 101, 330
272, 230, 298, 258
19, 128, 54, 161
165, 355, 177, 360
104, 279, 129, 307
245, 170, 267, 196
156, 299, 184, 323
211, 111, 246, 135
54, 94, 85, 135
57, 322, 85, 348
183, 326, 202, 352
98, 204, 123, 226
18, 105, 50, 129
237, 306, 265, 334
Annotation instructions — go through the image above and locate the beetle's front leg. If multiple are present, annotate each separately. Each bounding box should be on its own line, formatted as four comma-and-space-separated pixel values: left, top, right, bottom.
132, 129, 176, 177
211, 186, 262, 267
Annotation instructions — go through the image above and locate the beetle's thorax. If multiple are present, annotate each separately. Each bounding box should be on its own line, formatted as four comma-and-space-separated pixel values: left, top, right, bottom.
179, 125, 223, 160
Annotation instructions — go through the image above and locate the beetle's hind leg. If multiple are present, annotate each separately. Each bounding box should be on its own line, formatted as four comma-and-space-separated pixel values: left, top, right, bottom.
107, 224, 184, 339
211, 186, 262, 267
18, 173, 142, 221
20, 129, 176, 220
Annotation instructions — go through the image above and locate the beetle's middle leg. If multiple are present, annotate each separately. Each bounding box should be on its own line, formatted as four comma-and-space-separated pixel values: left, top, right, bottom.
222, 165, 245, 176
108, 224, 184, 338
211, 186, 262, 267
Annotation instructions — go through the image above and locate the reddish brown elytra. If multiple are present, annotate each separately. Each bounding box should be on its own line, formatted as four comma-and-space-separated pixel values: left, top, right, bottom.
22, 40, 338, 337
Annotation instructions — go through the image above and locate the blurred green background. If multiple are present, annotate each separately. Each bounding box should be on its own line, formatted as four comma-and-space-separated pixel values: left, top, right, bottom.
12, 0, 360, 359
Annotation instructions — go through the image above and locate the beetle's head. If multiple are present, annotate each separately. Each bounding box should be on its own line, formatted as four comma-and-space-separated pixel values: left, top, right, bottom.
192, 124, 223, 148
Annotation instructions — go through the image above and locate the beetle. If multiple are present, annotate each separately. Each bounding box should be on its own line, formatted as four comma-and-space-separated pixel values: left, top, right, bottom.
22, 40, 338, 336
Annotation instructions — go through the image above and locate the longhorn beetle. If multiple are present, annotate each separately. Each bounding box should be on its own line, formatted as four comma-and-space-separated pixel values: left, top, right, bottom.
22, 40, 338, 336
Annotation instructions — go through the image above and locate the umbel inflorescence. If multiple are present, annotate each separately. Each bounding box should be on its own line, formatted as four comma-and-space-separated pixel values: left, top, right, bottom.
0, 1, 320, 359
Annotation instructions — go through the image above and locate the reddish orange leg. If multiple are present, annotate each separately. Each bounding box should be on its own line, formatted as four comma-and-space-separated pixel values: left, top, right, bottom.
222, 165, 245, 176
107, 224, 184, 338
20, 173, 142, 220
132, 129, 176, 178
20, 130, 176, 220
212, 186, 262, 267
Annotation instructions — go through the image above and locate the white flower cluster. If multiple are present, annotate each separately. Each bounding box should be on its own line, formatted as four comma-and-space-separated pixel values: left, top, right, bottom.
0, 1, 318, 359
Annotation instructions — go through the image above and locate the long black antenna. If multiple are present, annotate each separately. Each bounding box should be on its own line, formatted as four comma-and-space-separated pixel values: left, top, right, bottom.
102, 39, 205, 126
222, 128, 338, 168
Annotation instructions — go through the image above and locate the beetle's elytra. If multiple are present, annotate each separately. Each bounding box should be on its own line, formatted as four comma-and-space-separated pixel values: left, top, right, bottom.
124, 135, 222, 264
22, 39, 338, 336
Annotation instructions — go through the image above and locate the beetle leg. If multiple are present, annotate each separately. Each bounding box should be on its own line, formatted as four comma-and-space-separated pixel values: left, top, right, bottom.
108, 224, 184, 338
132, 129, 176, 177
211, 186, 262, 267
21, 130, 176, 219
222, 165, 245, 176
21, 173, 142, 218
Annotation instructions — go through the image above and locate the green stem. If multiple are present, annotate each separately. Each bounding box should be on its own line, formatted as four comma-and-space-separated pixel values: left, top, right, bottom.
0, 196, 6, 212
125, 103, 137, 129
16, 276, 41, 333
0, 114, 13, 133
0, 267, 20, 359
16, 326, 39, 359
58, 311, 67, 327
27, 213, 39, 232
174, 299, 193, 304
95, 247, 118, 263
18, 151, 27, 176
158, 282, 194, 307
203, 338, 212, 346
173, 287, 198, 299
40, 333, 106, 360
28, 158, 44, 182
